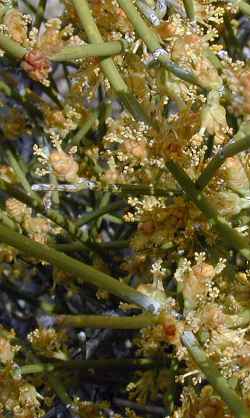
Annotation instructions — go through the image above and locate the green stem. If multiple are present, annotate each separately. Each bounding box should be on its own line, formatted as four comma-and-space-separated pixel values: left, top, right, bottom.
20, 363, 55, 374
49, 173, 60, 206
182, 331, 250, 418
116, 0, 201, 87
6, 149, 38, 199
71, 0, 151, 125
76, 200, 127, 226
196, 135, 250, 190
20, 358, 166, 375
51, 41, 126, 62
48, 374, 72, 405
35, 0, 47, 26
0, 209, 19, 231
0, 33, 26, 59
106, 183, 178, 197
204, 48, 223, 71
52, 240, 129, 252
226, 309, 250, 328
183, 0, 195, 20
222, 0, 250, 15
166, 160, 250, 260
0, 178, 91, 251
0, 223, 161, 311
55, 313, 159, 329
65, 111, 97, 149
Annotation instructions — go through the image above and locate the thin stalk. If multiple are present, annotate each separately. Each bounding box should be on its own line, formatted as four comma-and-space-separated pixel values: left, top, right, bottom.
48, 374, 72, 405
106, 183, 178, 197
20, 358, 166, 375
225, 309, 250, 328
204, 48, 223, 71
71, 0, 151, 125
20, 363, 55, 374
0, 33, 26, 59
65, 111, 97, 149
51, 41, 126, 62
0, 209, 19, 231
166, 160, 250, 260
182, 331, 250, 418
234, 0, 250, 16
53, 240, 129, 252
22, 0, 45, 21
196, 135, 250, 190
0, 224, 161, 311
239, 1, 250, 15
49, 173, 60, 206
6, 149, 39, 199
35, 0, 47, 26
76, 200, 127, 226
182, 0, 195, 20
0, 178, 93, 251
55, 313, 159, 329
116, 0, 201, 87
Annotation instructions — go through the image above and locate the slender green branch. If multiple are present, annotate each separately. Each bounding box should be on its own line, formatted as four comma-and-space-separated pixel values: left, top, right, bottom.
55, 313, 159, 329
106, 183, 178, 197
196, 135, 250, 190
0, 33, 26, 59
116, 0, 202, 87
225, 309, 250, 328
6, 149, 38, 199
182, 331, 250, 418
20, 358, 166, 375
0, 178, 92, 251
65, 111, 97, 149
71, 0, 151, 125
0, 208, 19, 231
0, 223, 161, 311
166, 160, 250, 260
49, 173, 60, 206
76, 200, 127, 226
52, 240, 129, 252
51, 41, 126, 62
48, 374, 72, 405
20, 363, 55, 374
228, 0, 250, 16
35, 0, 47, 26
183, 0, 195, 20
239, 0, 250, 15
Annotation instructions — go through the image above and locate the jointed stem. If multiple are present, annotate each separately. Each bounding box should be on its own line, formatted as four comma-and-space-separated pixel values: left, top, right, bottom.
51, 41, 126, 62
166, 160, 250, 260
182, 0, 195, 20
0, 33, 26, 59
65, 111, 98, 149
116, 0, 202, 87
55, 313, 159, 329
76, 200, 127, 226
182, 332, 250, 418
0, 223, 161, 311
72, 0, 151, 125
20, 358, 166, 375
196, 135, 250, 190
6, 149, 39, 200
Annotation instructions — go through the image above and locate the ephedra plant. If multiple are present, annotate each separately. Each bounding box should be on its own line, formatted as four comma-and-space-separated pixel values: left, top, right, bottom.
1, 0, 250, 416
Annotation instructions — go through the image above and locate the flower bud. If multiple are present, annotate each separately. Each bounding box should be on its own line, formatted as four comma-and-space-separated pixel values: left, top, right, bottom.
212, 190, 250, 216
49, 150, 79, 183
5, 198, 30, 223
222, 156, 250, 196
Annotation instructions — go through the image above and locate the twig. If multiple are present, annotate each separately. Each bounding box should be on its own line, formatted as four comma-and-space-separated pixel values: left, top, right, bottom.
182, 331, 250, 418
55, 313, 159, 329
0, 223, 161, 311
166, 160, 250, 260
